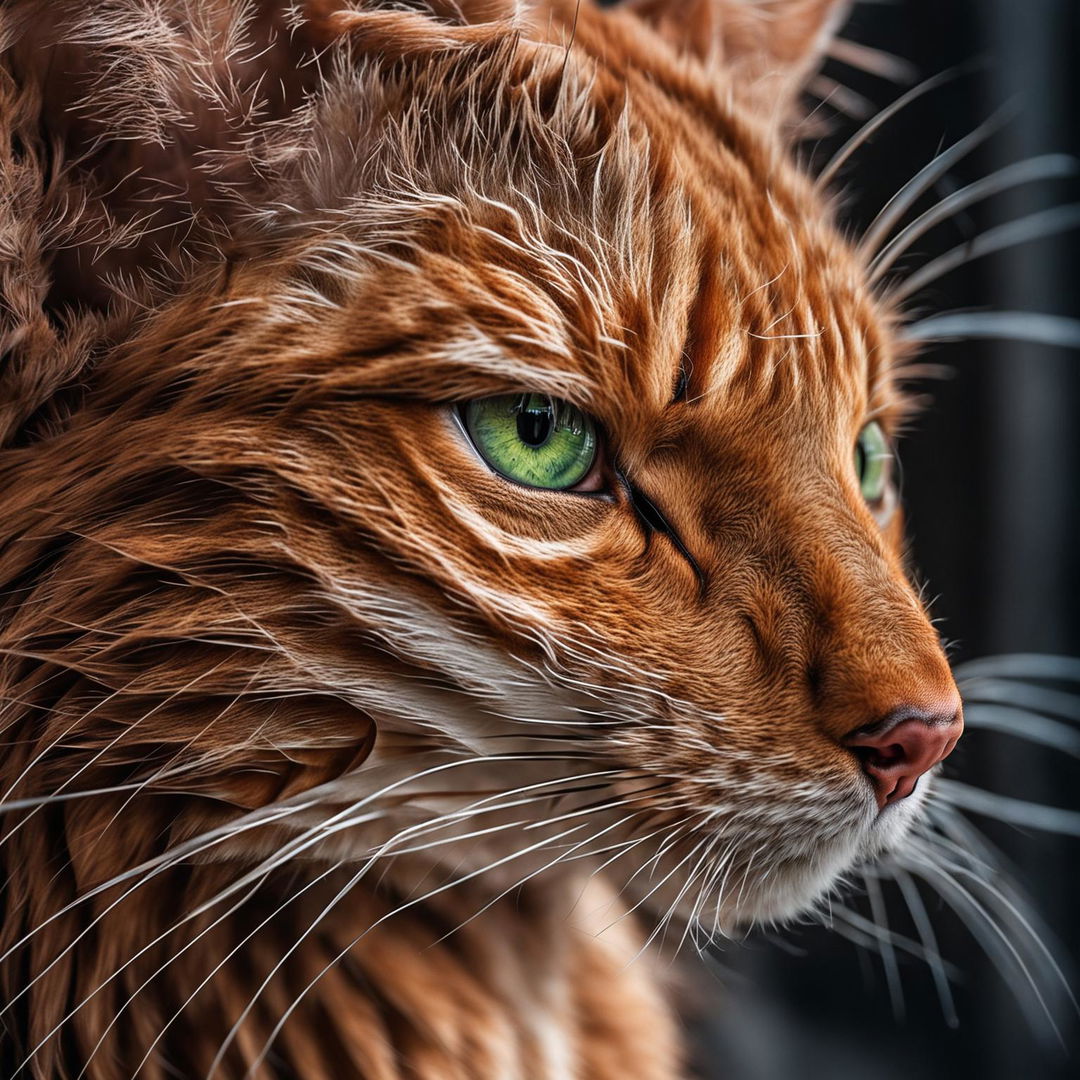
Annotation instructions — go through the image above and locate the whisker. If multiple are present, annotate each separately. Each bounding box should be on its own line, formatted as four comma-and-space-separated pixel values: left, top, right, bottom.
577, 817, 692, 876
910, 826, 1077, 1038
826, 37, 918, 84
732, 841, 766, 918
873, 154, 1077, 280
825, 898, 961, 976
427, 810, 657, 947
891, 203, 1080, 303
597, 816, 709, 923
704, 836, 743, 943
923, 829, 1077, 1016
106, 862, 345, 1080
933, 779, 1080, 836
626, 832, 720, 966
330, 769, 648, 861
806, 74, 875, 121
37, 762, 636, 1067
2, 752, 571, 1014
0, 655, 247, 857
675, 834, 729, 958
381, 784, 663, 859
230, 815, 610, 1080
961, 676, 1080, 721
902, 850, 1063, 1043
619, 817, 727, 948
816, 68, 965, 190
902, 310, 1080, 351
0, 780, 175, 815
859, 108, 1012, 259
0, 799, 323, 1024
864, 871, 905, 1021
954, 653, 1080, 683
33, 871, 273, 1080
924, 802, 1013, 878
960, 702, 1080, 757
0, 797, 311, 982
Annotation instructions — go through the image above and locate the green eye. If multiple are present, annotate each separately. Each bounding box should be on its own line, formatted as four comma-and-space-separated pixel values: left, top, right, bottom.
855, 421, 890, 503
463, 394, 598, 490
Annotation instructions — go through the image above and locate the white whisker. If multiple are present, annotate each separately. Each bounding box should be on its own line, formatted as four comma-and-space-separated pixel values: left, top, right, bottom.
860, 109, 1011, 259
873, 154, 1077, 280
902, 310, 1080, 350
232, 814, 614, 1080
934, 779, 1080, 837
864, 872, 905, 1021
961, 702, 1080, 757
816, 69, 965, 190
892, 203, 1080, 302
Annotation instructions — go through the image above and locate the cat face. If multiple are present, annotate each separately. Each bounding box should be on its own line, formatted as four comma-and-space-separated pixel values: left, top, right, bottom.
0, 0, 961, 948
199, 0, 961, 926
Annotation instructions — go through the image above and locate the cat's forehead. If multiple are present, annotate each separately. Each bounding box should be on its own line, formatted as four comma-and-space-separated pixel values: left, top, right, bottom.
588, 80, 895, 417
438, 102, 889, 423
607, 174, 890, 417
493, 45, 889, 407
268, 31, 898, 436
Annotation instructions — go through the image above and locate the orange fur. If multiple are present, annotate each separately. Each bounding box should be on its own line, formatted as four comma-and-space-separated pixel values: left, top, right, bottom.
0, 1, 959, 1076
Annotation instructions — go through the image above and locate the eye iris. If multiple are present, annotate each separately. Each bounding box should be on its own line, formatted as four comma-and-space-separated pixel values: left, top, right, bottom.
855, 421, 889, 503
464, 394, 597, 490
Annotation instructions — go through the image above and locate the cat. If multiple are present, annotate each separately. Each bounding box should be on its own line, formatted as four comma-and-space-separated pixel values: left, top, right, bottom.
0, 1, 1067, 1077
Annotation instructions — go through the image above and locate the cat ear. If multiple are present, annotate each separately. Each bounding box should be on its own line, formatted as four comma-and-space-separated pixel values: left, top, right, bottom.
628, 0, 851, 107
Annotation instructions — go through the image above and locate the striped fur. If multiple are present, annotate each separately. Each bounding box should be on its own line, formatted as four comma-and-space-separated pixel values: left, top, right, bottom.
0, 2, 960, 1076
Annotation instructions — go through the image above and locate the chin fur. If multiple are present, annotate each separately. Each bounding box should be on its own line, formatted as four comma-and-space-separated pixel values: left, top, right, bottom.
705, 780, 934, 932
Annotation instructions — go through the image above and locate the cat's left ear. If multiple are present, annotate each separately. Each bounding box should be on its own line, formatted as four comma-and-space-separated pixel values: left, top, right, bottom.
627, 0, 851, 109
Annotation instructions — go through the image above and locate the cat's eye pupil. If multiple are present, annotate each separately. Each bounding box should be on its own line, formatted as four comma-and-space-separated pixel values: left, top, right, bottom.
517, 406, 552, 447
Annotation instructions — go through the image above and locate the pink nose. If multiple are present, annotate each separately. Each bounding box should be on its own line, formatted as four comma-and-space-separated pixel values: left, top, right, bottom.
843, 706, 963, 810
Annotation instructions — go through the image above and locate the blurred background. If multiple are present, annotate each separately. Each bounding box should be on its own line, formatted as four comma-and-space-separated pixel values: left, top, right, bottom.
685, 1, 1080, 1077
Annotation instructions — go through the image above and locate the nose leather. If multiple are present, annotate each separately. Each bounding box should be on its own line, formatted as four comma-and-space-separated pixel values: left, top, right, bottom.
843, 705, 963, 810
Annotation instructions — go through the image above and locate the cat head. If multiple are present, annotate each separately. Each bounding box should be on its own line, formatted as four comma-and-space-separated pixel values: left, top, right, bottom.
0, 0, 960, 946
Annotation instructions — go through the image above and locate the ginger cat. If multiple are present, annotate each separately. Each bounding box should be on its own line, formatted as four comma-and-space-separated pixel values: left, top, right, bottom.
0, 1, 975, 1076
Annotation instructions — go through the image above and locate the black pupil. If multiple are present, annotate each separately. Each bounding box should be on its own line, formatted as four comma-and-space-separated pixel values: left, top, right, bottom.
517, 405, 553, 447
855, 442, 866, 480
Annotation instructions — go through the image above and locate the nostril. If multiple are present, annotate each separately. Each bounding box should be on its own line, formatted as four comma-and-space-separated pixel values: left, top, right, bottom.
843, 704, 963, 810
851, 740, 904, 770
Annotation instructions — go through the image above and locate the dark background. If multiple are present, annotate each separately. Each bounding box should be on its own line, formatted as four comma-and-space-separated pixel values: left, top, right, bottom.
690, 1, 1080, 1078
